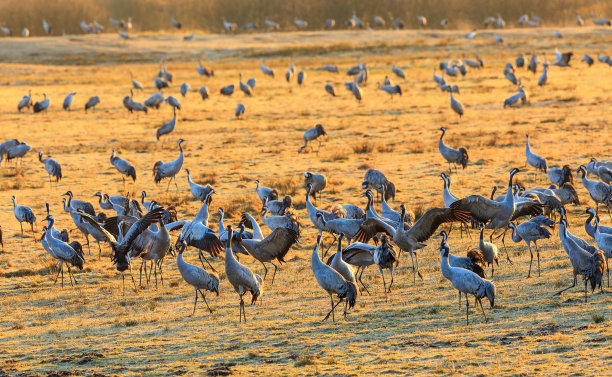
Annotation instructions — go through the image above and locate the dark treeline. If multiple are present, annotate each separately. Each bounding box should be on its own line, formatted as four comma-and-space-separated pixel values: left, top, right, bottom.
1, 0, 610, 36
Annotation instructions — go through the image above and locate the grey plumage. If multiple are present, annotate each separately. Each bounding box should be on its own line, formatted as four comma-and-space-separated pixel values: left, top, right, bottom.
235, 104, 245, 119
110, 149, 136, 182
255, 180, 277, 205
33, 93, 50, 113
12, 196, 36, 234
156, 108, 177, 140
6, 142, 30, 163
507, 220, 552, 277
153, 139, 185, 189
361, 169, 395, 201
185, 168, 213, 202
220, 84, 234, 96
63, 92, 76, 111
39, 152, 62, 182
450, 91, 463, 117
525, 135, 547, 173
298, 124, 326, 153
180, 82, 190, 97
577, 165, 612, 216
438, 127, 469, 170
84, 96, 100, 112
304, 172, 326, 201
176, 241, 219, 315
17, 91, 32, 111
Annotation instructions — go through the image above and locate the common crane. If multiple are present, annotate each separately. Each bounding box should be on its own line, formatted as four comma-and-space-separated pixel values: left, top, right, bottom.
538, 63, 549, 86
438, 127, 469, 172
43, 216, 85, 287
361, 169, 395, 202
84, 96, 100, 112
478, 228, 499, 276
199, 86, 209, 100
548, 165, 573, 186
235, 104, 245, 119
156, 108, 177, 141
33, 93, 50, 113
18, 90, 32, 112
185, 168, 213, 202
129, 72, 143, 90
110, 150, 136, 184
304, 172, 326, 202
592, 217, 612, 287
507, 220, 552, 277
39, 152, 62, 183
63, 92, 76, 111
577, 165, 611, 217
176, 240, 219, 315
153, 139, 185, 191
165, 96, 181, 110
298, 124, 326, 153
255, 180, 278, 205
6, 142, 30, 165
525, 134, 547, 177
43, 19, 52, 34
144, 91, 164, 109
264, 196, 292, 216
12, 196, 36, 235
259, 60, 275, 77
450, 91, 463, 118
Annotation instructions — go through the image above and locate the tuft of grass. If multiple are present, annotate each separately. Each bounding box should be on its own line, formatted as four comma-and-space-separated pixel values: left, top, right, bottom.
199, 172, 218, 186
294, 355, 316, 367
592, 314, 605, 324
352, 141, 374, 154
357, 163, 371, 170
412, 204, 425, 222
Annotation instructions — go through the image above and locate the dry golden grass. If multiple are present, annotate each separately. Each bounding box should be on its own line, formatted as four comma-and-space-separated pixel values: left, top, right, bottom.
0, 27, 611, 376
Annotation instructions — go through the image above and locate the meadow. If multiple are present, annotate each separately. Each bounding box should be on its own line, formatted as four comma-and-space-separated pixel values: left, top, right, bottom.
0, 26, 611, 376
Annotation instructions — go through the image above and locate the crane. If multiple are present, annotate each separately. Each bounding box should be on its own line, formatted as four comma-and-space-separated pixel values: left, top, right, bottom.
176, 240, 219, 315
153, 139, 185, 191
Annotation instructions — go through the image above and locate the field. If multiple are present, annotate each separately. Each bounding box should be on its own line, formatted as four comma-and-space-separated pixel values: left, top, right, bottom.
0, 27, 611, 376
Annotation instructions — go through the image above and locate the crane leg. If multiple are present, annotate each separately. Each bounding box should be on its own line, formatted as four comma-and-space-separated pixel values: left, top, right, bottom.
166, 179, 172, 192
527, 245, 533, 278
465, 297, 470, 325
60, 265, 64, 288
410, 252, 416, 286
197, 290, 213, 314
260, 261, 269, 281
97, 242, 102, 260
54, 262, 63, 285
67, 265, 77, 285
147, 261, 154, 284
270, 262, 279, 285
357, 267, 370, 295
322, 235, 337, 258
129, 264, 137, 290
121, 273, 125, 295
535, 242, 541, 277
154, 262, 158, 289
584, 280, 588, 303
323, 296, 343, 322
553, 276, 576, 296
500, 230, 513, 265
199, 251, 217, 272
477, 298, 487, 323
174, 176, 179, 192
458, 291, 462, 310
158, 259, 164, 286
20, 223, 23, 235
139, 260, 144, 286
192, 289, 198, 315
379, 266, 387, 301
388, 265, 395, 293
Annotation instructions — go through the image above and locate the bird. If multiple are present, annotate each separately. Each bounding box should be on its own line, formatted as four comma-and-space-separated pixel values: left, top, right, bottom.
538, 63, 549, 86
22, 28, 29, 37
439, 240, 495, 325
185, 168, 213, 202
298, 124, 326, 153
373, 16, 386, 27
246, 78, 256, 89
577, 14, 585, 26
124, 90, 147, 114
311, 234, 357, 321
255, 180, 278, 205
351, 82, 363, 102
378, 82, 402, 98
507, 220, 552, 277
43, 19, 52, 34
391, 65, 405, 79
129, 72, 143, 90
297, 71, 306, 86
525, 134, 548, 178
555, 217, 605, 302
153, 139, 185, 191
582, 55, 594, 66
503, 85, 526, 108
63, 92, 76, 111
548, 165, 573, 186
588, 158, 612, 184
236, 220, 299, 284
199, 86, 209, 101
438, 127, 469, 172
361, 169, 395, 202
33, 93, 50, 113
239, 73, 253, 96
176, 191, 223, 271
328, 233, 358, 287
592, 15, 611, 26
42, 216, 85, 287
0, 139, 19, 163
17, 90, 32, 112
154, 77, 169, 91
528, 54, 539, 74
38, 152, 62, 183
324, 19, 335, 29
222, 17, 237, 32
478, 228, 499, 276
84, 96, 100, 112
493, 34, 503, 44
450, 91, 463, 118
170, 16, 182, 29
176, 240, 219, 315
286, 62, 295, 83
6, 142, 31, 165
304, 172, 326, 202
235, 104, 245, 119
259, 60, 274, 77
553, 50, 573, 67
585, 208, 612, 238
592, 216, 612, 287
577, 165, 611, 217
264, 17, 280, 31
165, 96, 181, 110
220, 84, 234, 96
264, 196, 292, 216
144, 91, 165, 109
224, 226, 263, 323
180, 82, 190, 97
394, 18, 404, 29
440, 231, 486, 278
110, 150, 136, 184
156, 108, 177, 141
12, 196, 36, 235
417, 16, 427, 27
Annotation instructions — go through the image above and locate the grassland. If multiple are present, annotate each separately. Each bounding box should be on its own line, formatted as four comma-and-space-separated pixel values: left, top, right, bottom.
0, 27, 611, 376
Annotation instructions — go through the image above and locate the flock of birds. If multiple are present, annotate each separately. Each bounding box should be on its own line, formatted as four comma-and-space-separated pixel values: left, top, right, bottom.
1, 15, 612, 326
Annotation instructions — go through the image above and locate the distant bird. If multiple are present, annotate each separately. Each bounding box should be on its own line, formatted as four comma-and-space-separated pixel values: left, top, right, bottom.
12, 196, 36, 234
438, 127, 469, 172
129, 72, 143, 90
548, 165, 573, 186
176, 241, 219, 315
110, 150, 136, 184
361, 169, 395, 202
196, 60, 214, 77
351, 82, 363, 102
18, 90, 32, 112
324, 19, 335, 29
515, 54, 525, 68
304, 172, 327, 202
449, 91, 463, 118
528, 54, 538, 73
43, 19, 52, 34
503, 84, 526, 108
170, 16, 182, 29
493, 34, 503, 43
153, 139, 185, 191
199, 86, 209, 100
378, 82, 402, 98
1, 27, 11, 36
222, 17, 238, 32
373, 16, 386, 27
165, 96, 181, 110
478, 228, 499, 276
576, 14, 584, 26
124, 90, 148, 114
294, 17, 308, 29
39, 152, 62, 183
508, 220, 552, 277
246, 78, 256, 89
6, 142, 31, 165
255, 180, 278, 205
264, 17, 280, 31
239, 73, 253, 96
156, 108, 177, 141
553, 50, 572, 67
0, 139, 19, 163
298, 124, 326, 153
394, 18, 404, 29
553, 31, 563, 39
417, 16, 427, 27
324, 83, 336, 97
154, 77, 169, 90
588, 158, 612, 184
33, 93, 50, 113
538, 63, 549, 86
439, 241, 495, 324
220, 84, 234, 96
235, 104, 245, 119
224, 226, 263, 323
264, 196, 292, 216
118, 31, 130, 39
466, 30, 476, 39
180, 82, 190, 97
582, 54, 594, 66
440, 19, 448, 27
22, 28, 29, 37
43, 216, 85, 287
392, 65, 405, 79
592, 16, 611, 26
311, 235, 357, 321
84, 96, 100, 112
185, 168, 213, 201
440, 231, 486, 278
497, 15, 505, 28
145, 91, 165, 109
577, 165, 612, 217
259, 60, 274, 77
297, 71, 306, 86
525, 134, 547, 175
183, 33, 194, 41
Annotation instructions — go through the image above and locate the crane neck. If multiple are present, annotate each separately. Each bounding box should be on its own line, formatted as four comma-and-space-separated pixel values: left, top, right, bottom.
218, 211, 224, 233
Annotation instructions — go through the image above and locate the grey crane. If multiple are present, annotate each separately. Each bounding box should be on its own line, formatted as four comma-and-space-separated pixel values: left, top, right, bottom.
324, 19, 335, 29
154, 77, 168, 91
297, 71, 305, 86
63, 92, 76, 111
373, 16, 386, 27
220, 84, 234, 96
592, 216, 612, 287
592, 15, 611, 26
449, 91, 463, 118
255, 180, 277, 205
179, 82, 190, 97
329, 239, 375, 294
285, 58, 294, 82
394, 18, 404, 29
170, 16, 182, 29
538, 63, 549, 86
197, 60, 214, 77
218, 209, 251, 257
39, 152, 62, 183
84, 96, 100, 112
507, 220, 552, 277
18, 90, 32, 112
361, 169, 395, 202
165, 96, 181, 110
582, 55, 594, 66
0, 139, 19, 163
525, 134, 547, 178
94, 192, 114, 211
548, 165, 573, 186
305, 184, 338, 242
478, 228, 499, 276
311, 234, 357, 321
236, 221, 298, 284
185, 168, 213, 202
298, 124, 326, 153
553, 50, 572, 67
129, 72, 143, 90
238, 73, 252, 96
554, 218, 605, 302
439, 241, 495, 324
124, 90, 147, 114
585, 208, 612, 238
176, 240, 219, 315
110, 149, 136, 184
43, 19, 52, 34
260, 207, 298, 232
264, 17, 280, 31
264, 196, 291, 216
222, 17, 237, 32
328, 234, 357, 292
199, 86, 209, 101
351, 81, 363, 102
391, 65, 405, 79
380, 184, 412, 226
315, 211, 363, 244
586, 158, 612, 176
378, 82, 401, 98
33, 93, 50, 113
224, 226, 263, 323
144, 91, 165, 109
153, 139, 185, 191
0, 26, 11, 36
259, 60, 275, 77
22, 28, 29, 37
577, 14, 584, 26
156, 108, 177, 141
235, 104, 245, 119
176, 191, 223, 271
43, 216, 85, 287
527, 54, 539, 74
6, 142, 30, 166
417, 16, 427, 27
440, 231, 486, 278
438, 127, 469, 172
588, 158, 612, 184
246, 78, 256, 89
578, 165, 611, 216
304, 171, 326, 202
12, 196, 36, 234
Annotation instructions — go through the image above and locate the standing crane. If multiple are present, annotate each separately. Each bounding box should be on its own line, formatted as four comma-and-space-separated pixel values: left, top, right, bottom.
12, 196, 36, 235
592, 217, 612, 287
18, 90, 32, 112
525, 135, 547, 178
185, 168, 213, 201
255, 180, 278, 205
43, 216, 85, 287
478, 228, 499, 276
156, 108, 177, 141
298, 124, 326, 153
33, 93, 49, 114
38, 152, 62, 184
176, 240, 219, 315
110, 150, 136, 185
577, 165, 612, 217
63, 92, 76, 111
84, 96, 100, 112
438, 127, 469, 173
153, 139, 185, 191
507, 220, 552, 277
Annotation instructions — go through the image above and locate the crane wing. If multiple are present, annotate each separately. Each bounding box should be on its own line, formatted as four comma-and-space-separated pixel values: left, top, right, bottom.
255, 227, 299, 263
75, 210, 117, 244
450, 195, 502, 224
408, 208, 471, 243
353, 218, 395, 243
